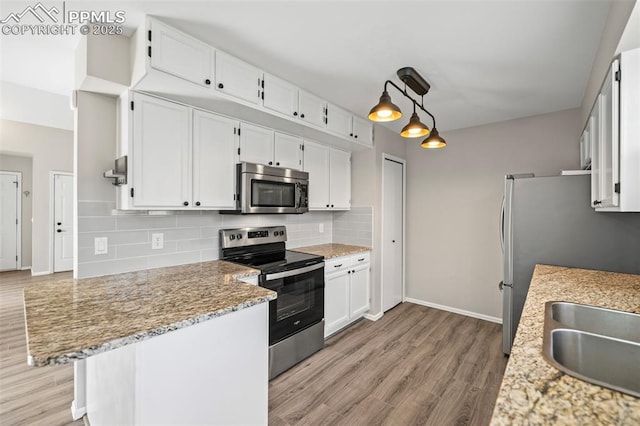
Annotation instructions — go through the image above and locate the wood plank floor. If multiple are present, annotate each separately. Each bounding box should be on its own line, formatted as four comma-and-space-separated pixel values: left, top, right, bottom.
0, 270, 82, 426
2, 270, 507, 425
269, 303, 508, 426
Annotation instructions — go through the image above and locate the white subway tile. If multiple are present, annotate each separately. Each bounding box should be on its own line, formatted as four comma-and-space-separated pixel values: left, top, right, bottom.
77, 257, 149, 279
77, 230, 149, 248
148, 251, 201, 269
78, 217, 116, 232
116, 215, 177, 230
116, 241, 177, 258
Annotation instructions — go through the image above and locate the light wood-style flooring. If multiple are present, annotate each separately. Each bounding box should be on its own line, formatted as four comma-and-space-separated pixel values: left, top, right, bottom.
2, 270, 507, 425
269, 303, 507, 426
0, 270, 82, 426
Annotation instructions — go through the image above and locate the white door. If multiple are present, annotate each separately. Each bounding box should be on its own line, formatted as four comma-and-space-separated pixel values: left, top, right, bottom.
54, 173, 73, 272
262, 73, 298, 118
132, 93, 192, 208
215, 51, 262, 105
192, 110, 238, 209
329, 149, 351, 210
239, 123, 274, 166
324, 271, 350, 337
298, 90, 326, 129
274, 132, 303, 170
0, 172, 20, 271
382, 157, 404, 312
303, 141, 330, 209
349, 264, 370, 318
150, 19, 213, 87
326, 103, 352, 138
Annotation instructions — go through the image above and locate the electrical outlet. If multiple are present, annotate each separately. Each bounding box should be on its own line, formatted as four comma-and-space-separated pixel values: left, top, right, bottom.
319, 223, 324, 233
94, 237, 108, 255
151, 233, 164, 250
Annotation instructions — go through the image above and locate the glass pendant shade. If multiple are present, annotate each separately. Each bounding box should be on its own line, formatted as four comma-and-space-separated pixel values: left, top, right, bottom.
368, 91, 402, 122
421, 128, 446, 148
400, 112, 430, 138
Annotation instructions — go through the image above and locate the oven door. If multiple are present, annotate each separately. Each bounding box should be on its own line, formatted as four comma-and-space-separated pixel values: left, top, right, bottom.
260, 262, 324, 345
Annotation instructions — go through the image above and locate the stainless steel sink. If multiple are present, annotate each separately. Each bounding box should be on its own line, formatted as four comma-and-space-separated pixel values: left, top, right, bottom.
543, 301, 640, 398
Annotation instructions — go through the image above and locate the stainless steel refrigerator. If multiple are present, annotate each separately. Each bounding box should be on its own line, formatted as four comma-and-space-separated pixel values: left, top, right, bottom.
501, 173, 640, 355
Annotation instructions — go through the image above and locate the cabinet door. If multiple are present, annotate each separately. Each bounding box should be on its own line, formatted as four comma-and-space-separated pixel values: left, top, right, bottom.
132, 93, 191, 208
349, 264, 370, 319
263, 73, 298, 118
239, 122, 274, 166
150, 19, 213, 87
590, 101, 601, 208
324, 271, 350, 337
303, 141, 331, 209
352, 116, 373, 146
193, 110, 238, 209
215, 51, 262, 105
274, 132, 303, 170
598, 60, 620, 208
326, 103, 352, 138
329, 149, 351, 210
580, 128, 589, 169
298, 90, 327, 128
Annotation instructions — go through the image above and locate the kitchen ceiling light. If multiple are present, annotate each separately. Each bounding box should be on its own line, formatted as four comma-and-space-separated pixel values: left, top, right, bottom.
421, 128, 446, 149
369, 67, 446, 148
400, 106, 430, 138
368, 91, 403, 122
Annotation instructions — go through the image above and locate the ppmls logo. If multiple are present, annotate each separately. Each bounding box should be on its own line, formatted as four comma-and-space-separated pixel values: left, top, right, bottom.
1, 2, 126, 36
0, 2, 59, 24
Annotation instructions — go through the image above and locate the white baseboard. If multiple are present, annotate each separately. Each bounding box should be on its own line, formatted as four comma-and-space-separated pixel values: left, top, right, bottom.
405, 298, 502, 324
71, 400, 86, 420
364, 311, 383, 321
31, 270, 52, 276
21, 266, 32, 271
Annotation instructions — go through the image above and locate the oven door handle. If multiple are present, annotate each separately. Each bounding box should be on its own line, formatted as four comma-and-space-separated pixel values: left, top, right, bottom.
264, 262, 324, 281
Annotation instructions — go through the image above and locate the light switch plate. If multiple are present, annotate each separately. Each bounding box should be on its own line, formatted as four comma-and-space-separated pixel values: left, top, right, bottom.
151, 233, 164, 250
94, 237, 108, 255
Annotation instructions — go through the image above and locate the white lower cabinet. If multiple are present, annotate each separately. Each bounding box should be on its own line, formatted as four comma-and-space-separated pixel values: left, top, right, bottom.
324, 252, 370, 338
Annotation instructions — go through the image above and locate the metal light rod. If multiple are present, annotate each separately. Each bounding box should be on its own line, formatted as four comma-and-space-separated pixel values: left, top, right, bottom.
383, 80, 437, 128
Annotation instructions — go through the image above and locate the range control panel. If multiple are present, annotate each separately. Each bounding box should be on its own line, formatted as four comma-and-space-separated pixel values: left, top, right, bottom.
220, 226, 287, 249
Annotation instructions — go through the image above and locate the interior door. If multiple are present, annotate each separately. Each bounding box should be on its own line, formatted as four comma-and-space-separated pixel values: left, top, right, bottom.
54, 173, 73, 272
0, 172, 20, 271
382, 158, 404, 312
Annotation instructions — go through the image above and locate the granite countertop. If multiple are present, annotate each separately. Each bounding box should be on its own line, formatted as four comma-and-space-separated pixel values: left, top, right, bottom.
24, 261, 276, 367
491, 265, 640, 425
294, 243, 370, 259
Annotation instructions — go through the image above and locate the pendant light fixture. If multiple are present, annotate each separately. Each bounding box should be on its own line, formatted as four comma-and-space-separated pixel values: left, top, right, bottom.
368, 67, 446, 149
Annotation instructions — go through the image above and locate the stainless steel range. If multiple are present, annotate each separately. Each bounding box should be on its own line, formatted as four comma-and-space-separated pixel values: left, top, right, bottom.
220, 226, 325, 379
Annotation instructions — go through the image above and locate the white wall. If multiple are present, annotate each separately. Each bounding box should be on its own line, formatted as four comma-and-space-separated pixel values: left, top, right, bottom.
404, 108, 581, 320
0, 154, 33, 267
0, 119, 73, 275
0, 82, 73, 131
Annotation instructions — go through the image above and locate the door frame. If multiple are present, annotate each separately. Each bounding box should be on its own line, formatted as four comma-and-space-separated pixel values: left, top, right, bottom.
380, 153, 406, 313
1, 171, 22, 271
50, 171, 73, 274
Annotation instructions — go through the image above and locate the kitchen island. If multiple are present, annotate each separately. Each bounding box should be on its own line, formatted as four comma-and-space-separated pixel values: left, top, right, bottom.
491, 265, 640, 424
23, 260, 276, 425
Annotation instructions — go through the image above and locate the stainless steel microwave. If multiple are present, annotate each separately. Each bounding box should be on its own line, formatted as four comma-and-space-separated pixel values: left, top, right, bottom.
228, 162, 309, 214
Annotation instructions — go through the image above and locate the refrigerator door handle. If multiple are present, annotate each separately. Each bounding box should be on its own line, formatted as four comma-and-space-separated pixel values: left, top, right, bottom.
500, 197, 505, 253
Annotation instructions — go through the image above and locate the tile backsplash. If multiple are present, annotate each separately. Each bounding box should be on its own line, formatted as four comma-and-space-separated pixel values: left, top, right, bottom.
332, 206, 373, 248
77, 202, 337, 278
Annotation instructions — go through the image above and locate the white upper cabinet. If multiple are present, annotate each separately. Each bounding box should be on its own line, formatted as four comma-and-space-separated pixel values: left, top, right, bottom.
215, 51, 263, 105
192, 110, 238, 209
131, 93, 192, 208
149, 19, 214, 88
274, 133, 303, 170
263, 73, 299, 118
298, 90, 327, 129
329, 148, 351, 210
352, 116, 373, 146
326, 103, 352, 138
303, 141, 331, 209
590, 48, 640, 212
239, 122, 274, 166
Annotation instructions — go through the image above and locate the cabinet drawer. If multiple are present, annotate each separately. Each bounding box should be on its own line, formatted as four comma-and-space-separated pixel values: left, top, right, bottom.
325, 257, 350, 274
350, 252, 370, 266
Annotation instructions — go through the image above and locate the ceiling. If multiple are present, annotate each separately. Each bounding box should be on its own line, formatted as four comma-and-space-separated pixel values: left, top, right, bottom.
0, 1, 614, 133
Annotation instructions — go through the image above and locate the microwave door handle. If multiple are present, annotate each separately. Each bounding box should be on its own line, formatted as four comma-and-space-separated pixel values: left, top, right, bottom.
295, 182, 301, 210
